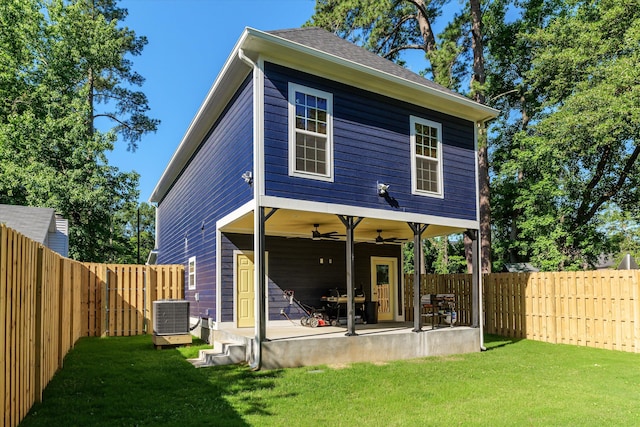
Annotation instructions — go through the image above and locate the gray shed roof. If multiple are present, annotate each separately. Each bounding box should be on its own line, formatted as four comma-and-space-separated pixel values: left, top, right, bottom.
0, 204, 56, 244
267, 28, 470, 102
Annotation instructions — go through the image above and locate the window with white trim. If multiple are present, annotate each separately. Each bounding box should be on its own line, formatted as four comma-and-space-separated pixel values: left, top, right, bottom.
411, 116, 443, 197
188, 256, 196, 290
288, 83, 333, 181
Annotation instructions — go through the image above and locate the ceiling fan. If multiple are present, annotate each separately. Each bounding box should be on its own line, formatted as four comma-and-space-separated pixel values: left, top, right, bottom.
312, 224, 344, 240
375, 230, 408, 245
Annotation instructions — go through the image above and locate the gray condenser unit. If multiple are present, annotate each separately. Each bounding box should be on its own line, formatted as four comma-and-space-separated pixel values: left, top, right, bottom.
153, 300, 190, 335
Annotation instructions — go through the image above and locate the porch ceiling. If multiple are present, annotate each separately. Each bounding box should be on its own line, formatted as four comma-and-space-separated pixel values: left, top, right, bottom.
219, 208, 466, 242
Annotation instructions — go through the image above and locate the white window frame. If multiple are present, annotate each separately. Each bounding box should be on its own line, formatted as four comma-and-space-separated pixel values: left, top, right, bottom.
410, 116, 444, 198
288, 82, 334, 182
188, 256, 196, 290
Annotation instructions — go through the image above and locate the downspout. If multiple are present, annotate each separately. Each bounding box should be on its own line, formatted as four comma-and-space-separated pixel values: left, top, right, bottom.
238, 47, 264, 370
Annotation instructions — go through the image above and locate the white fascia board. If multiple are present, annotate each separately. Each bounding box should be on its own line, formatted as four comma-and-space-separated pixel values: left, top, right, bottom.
216, 200, 254, 230
242, 28, 499, 124
150, 29, 253, 204
259, 195, 479, 231
150, 26, 499, 204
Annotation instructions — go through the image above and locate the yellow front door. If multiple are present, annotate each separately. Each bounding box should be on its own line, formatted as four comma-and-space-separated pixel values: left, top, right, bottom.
237, 253, 255, 328
371, 257, 397, 321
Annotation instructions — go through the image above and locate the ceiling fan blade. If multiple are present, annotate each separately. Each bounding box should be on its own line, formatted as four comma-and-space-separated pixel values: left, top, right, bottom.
385, 237, 407, 242
312, 224, 344, 240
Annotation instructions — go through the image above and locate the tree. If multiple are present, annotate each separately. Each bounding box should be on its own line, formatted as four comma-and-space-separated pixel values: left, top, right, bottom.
309, 0, 493, 272
0, 0, 157, 261
108, 202, 156, 264
499, 0, 640, 269
46, 0, 159, 151
484, 0, 564, 270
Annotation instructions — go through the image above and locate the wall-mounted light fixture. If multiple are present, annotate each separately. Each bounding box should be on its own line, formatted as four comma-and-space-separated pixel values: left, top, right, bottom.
241, 171, 253, 185
377, 181, 390, 197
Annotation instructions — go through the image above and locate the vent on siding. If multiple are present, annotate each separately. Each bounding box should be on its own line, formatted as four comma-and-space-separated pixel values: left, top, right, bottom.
153, 300, 190, 335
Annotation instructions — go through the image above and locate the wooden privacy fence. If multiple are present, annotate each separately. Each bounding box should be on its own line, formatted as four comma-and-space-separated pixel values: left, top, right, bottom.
1, 224, 184, 427
82, 263, 184, 337
484, 270, 640, 352
405, 270, 640, 353
404, 273, 473, 325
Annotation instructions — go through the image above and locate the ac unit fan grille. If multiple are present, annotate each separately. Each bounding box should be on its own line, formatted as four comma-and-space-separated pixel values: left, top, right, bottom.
153, 300, 190, 335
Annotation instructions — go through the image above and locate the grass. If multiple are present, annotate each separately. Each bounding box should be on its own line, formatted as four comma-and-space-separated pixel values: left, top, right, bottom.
20, 335, 640, 426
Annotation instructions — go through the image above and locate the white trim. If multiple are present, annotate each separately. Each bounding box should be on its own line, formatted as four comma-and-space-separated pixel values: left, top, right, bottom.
255, 56, 266, 196
259, 195, 479, 230
232, 250, 241, 326
287, 83, 334, 182
150, 31, 252, 203
188, 256, 197, 290
150, 27, 498, 204
217, 200, 254, 230
215, 228, 222, 325
245, 28, 499, 122
410, 116, 444, 198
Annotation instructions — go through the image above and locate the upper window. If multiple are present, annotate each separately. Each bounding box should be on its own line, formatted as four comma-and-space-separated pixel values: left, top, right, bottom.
411, 116, 443, 197
288, 83, 333, 181
188, 256, 196, 290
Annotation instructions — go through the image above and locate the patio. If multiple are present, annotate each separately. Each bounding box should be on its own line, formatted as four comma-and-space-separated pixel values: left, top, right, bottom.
201, 322, 481, 369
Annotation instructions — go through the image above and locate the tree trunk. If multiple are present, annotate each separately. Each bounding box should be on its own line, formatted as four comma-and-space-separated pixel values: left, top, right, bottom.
470, 0, 491, 273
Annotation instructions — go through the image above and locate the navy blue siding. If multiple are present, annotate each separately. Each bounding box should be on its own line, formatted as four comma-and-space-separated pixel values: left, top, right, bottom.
156, 75, 254, 318
263, 62, 477, 220
223, 233, 401, 321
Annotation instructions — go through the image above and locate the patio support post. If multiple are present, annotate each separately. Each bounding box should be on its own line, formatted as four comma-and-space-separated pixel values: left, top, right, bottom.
465, 229, 480, 328
338, 215, 363, 336
408, 222, 428, 332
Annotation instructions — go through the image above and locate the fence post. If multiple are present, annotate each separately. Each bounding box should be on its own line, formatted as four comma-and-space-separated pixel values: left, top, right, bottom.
34, 246, 44, 404
147, 266, 157, 334
102, 267, 109, 337
0, 225, 6, 420
634, 271, 640, 353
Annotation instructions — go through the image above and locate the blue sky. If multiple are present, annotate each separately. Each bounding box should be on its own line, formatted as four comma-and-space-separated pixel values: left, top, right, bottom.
108, 0, 317, 202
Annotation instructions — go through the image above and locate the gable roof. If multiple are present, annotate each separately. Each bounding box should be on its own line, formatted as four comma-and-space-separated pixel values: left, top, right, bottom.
0, 204, 56, 244
150, 27, 499, 204
267, 28, 470, 102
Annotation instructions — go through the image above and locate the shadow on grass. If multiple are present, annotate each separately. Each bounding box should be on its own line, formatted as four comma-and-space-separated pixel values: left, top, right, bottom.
20, 335, 288, 426
483, 334, 523, 351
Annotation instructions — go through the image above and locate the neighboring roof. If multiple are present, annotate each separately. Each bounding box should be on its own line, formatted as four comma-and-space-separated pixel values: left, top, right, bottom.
503, 263, 540, 273
150, 27, 499, 204
617, 254, 638, 270
0, 204, 56, 244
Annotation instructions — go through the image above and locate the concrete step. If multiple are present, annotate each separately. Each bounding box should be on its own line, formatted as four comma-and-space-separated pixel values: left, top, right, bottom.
188, 341, 247, 368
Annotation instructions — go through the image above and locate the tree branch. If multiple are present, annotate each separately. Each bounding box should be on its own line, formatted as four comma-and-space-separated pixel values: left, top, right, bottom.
577, 144, 640, 225
93, 113, 132, 130
383, 44, 428, 59
405, 0, 437, 54
375, 14, 417, 56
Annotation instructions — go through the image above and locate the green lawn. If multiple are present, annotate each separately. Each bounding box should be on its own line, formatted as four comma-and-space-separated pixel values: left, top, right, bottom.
20, 334, 640, 426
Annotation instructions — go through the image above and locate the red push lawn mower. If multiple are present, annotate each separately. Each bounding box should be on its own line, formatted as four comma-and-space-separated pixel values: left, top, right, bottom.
283, 289, 332, 327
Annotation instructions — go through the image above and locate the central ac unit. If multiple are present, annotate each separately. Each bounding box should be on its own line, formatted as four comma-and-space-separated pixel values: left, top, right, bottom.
153, 300, 190, 335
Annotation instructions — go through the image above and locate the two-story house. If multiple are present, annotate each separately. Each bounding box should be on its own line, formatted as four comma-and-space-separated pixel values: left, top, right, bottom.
150, 27, 498, 368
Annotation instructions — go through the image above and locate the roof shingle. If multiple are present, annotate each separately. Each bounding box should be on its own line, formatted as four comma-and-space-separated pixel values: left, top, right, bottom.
267, 27, 469, 101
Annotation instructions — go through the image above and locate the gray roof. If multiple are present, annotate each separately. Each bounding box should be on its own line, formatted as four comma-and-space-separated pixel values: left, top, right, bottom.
503, 263, 540, 273
0, 204, 56, 244
267, 27, 469, 102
